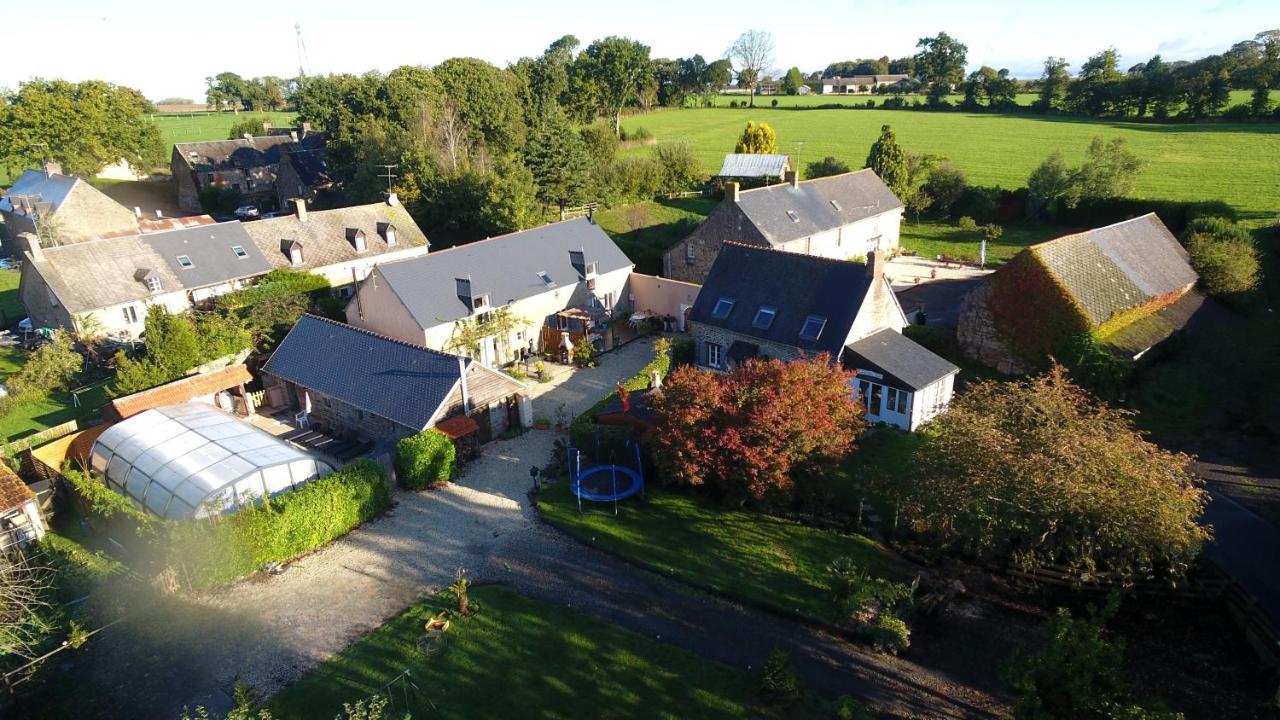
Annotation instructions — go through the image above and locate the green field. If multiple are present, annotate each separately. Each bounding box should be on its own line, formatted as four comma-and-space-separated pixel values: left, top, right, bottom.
595, 197, 718, 274
899, 221, 1062, 263
268, 585, 796, 719
623, 107, 1280, 223
149, 110, 298, 146
709, 89, 1256, 109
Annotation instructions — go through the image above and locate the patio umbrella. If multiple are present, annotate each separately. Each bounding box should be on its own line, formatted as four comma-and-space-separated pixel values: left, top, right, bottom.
303, 391, 312, 414
561, 333, 574, 352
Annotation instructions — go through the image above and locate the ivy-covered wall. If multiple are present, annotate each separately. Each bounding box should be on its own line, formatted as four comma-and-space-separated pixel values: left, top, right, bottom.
987, 251, 1092, 363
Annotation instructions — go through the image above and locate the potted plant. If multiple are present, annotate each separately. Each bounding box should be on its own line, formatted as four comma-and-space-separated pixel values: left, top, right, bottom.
533, 416, 552, 431
554, 404, 568, 433
534, 360, 545, 380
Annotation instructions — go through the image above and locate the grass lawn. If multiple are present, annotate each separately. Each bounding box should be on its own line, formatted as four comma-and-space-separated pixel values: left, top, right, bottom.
149, 110, 298, 147
0, 380, 110, 444
622, 107, 1280, 225
537, 481, 909, 622
595, 197, 718, 274
899, 221, 1062, 264
0, 268, 23, 327
268, 585, 792, 720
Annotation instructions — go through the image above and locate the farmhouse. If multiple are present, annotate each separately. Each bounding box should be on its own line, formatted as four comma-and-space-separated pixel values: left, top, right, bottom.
663, 169, 904, 284
0, 164, 139, 252
821, 75, 910, 94
689, 242, 956, 430
242, 195, 429, 291
958, 213, 1200, 373
346, 217, 634, 366
716, 153, 791, 184
262, 314, 527, 445
170, 124, 330, 213
18, 221, 271, 337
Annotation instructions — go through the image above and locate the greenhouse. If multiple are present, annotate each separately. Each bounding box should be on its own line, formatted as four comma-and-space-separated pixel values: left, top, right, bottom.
89, 403, 334, 521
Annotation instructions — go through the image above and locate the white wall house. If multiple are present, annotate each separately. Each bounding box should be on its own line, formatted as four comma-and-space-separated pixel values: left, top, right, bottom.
845, 329, 958, 431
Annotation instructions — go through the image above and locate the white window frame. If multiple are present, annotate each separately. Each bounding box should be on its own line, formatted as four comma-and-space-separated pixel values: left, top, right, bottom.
705, 342, 722, 369
752, 306, 777, 329
145, 276, 162, 293
231, 245, 248, 259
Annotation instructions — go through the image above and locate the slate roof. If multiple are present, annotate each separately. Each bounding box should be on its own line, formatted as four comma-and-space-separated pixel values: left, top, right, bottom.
0, 169, 78, 213
375, 217, 633, 329
689, 242, 874, 356
173, 134, 324, 172
844, 328, 958, 391
1030, 214, 1197, 326
282, 147, 333, 186
243, 201, 428, 271
1099, 289, 1205, 358
735, 170, 904, 247
262, 314, 467, 431
29, 222, 270, 313
718, 154, 790, 178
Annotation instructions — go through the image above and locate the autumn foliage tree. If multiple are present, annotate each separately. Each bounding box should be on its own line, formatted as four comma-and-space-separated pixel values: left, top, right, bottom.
896, 367, 1209, 583
650, 355, 864, 507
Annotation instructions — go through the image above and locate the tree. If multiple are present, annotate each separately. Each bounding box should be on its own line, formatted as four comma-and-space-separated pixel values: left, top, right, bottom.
226, 116, 269, 140
913, 32, 968, 100
1184, 217, 1260, 297
0, 330, 81, 407
653, 142, 703, 193
864, 125, 909, 199
781, 67, 806, 95
524, 35, 580, 123
727, 30, 776, 107
899, 367, 1209, 582
649, 355, 863, 507
524, 109, 591, 211
1067, 48, 1123, 116
1034, 58, 1071, 113
434, 57, 527, 152
1026, 151, 1074, 218
0, 554, 53, 673
0, 79, 165, 176
922, 161, 966, 217
805, 156, 851, 179
1071, 137, 1145, 202
578, 37, 654, 137
734, 121, 777, 154
480, 157, 540, 235
705, 59, 734, 93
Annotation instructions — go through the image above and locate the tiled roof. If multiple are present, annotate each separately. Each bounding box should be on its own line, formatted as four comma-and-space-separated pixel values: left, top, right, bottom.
1099, 289, 1205, 358
689, 242, 873, 356
173, 134, 324, 172
262, 315, 468, 431
105, 365, 254, 422
735, 170, 903, 247
1030, 214, 1198, 326
0, 463, 34, 514
844, 328, 958, 391
243, 202, 428, 272
718, 153, 790, 178
138, 215, 217, 233
375, 217, 633, 329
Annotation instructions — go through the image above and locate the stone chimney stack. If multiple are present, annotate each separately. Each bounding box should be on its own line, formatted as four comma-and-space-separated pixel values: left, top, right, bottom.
786, 169, 799, 188
386, 192, 399, 207
19, 233, 43, 262
43, 162, 62, 177
867, 249, 885, 281
292, 197, 308, 222
730, 182, 740, 203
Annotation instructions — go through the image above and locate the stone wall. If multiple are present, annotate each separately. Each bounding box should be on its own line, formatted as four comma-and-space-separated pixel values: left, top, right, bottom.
662, 201, 768, 283
956, 281, 1031, 375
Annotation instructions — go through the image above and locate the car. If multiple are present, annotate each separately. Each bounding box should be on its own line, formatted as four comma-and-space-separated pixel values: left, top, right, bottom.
234, 205, 261, 219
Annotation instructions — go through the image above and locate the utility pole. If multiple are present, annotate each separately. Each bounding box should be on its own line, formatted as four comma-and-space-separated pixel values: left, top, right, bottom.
295, 22, 311, 79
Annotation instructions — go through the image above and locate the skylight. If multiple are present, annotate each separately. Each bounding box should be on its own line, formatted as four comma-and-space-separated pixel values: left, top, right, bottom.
176, 255, 193, 269
537, 271, 554, 286
799, 315, 827, 341
830, 200, 842, 211
786, 210, 800, 223
231, 245, 248, 258
752, 306, 777, 329
711, 297, 735, 319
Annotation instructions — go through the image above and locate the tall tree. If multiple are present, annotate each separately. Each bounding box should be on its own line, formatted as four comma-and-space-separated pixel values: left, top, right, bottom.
524, 109, 591, 211
864, 124, 910, 198
705, 59, 734, 93
913, 32, 968, 101
525, 35, 580, 124
434, 57, 527, 152
734, 121, 777, 153
727, 30, 776, 107
578, 36, 653, 137
1035, 57, 1071, 113
1067, 48, 1123, 116
781, 67, 806, 95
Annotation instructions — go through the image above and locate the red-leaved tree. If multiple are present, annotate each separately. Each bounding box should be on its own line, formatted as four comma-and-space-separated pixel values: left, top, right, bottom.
650, 354, 864, 506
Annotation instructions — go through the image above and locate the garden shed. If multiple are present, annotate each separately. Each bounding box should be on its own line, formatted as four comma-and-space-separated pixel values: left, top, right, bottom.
89, 403, 334, 520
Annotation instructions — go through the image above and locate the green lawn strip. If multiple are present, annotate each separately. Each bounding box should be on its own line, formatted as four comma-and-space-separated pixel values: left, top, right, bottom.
621, 108, 1280, 225
698, 89, 1255, 110
0, 268, 23, 326
595, 197, 718, 275
0, 380, 109, 444
149, 111, 299, 147
268, 584, 790, 720
538, 481, 909, 623
899, 221, 1062, 264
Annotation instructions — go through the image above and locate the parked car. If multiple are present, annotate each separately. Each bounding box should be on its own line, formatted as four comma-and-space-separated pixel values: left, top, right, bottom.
234, 205, 261, 219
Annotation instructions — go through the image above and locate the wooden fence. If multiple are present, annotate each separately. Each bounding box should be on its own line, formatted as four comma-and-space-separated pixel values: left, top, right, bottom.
1, 418, 83, 457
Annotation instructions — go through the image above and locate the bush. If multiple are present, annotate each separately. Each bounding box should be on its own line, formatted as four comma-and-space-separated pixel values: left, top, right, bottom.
395, 430, 457, 489
1222, 103, 1253, 121
624, 126, 652, 141
868, 614, 911, 654
981, 223, 1004, 242
1183, 216, 1260, 297
951, 185, 1002, 223
805, 156, 851, 180
653, 142, 703, 194
1056, 334, 1132, 399
758, 649, 802, 704
831, 696, 871, 720
770, 98, 778, 107
579, 123, 619, 166
957, 216, 979, 232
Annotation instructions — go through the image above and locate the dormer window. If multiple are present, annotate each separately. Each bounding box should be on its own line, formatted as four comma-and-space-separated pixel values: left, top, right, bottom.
585, 262, 598, 277
799, 315, 827, 341
346, 228, 367, 252
752, 306, 777, 329
232, 245, 248, 259
473, 294, 489, 311
282, 239, 304, 266
378, 222, 397, 246
711, 297, 735, 320
177, 255, 194, 269
146, 276, 162, 293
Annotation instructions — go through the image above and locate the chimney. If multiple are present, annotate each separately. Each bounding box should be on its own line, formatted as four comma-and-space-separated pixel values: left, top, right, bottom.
243, 133, 253, 142
457, 355, 471, 409
730, 182, 740, 203
289, 130, 299, 143
569, 249, 586, 278
155, 209, 163, 218
787, 169, 799, 188
43, 162, 62, 177
134, 206, 142, 218
292, 197, 308, 222
867, 249, 885, 281
299, 122, 311, 139
386, 192, 399, 207
262, 122, 273, 132
19, 233, 42, 262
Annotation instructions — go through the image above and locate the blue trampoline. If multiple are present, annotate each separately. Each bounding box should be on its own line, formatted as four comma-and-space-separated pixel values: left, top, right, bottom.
567, 442, 645, 513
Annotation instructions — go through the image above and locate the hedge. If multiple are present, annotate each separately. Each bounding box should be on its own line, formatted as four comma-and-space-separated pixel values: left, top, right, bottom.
395, 429, 457, 489
1050, 196, 1235, 235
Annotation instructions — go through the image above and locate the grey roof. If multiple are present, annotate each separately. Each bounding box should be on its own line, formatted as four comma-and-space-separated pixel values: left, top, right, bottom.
173, 134, 324, 172
262, 314, 467, 431
1030, 214, 1197, 326
718, 154, 790, 178
375, 217, 633, 329
736, 170, 904, 247
689, 242, 873, 356
143, 222, 272, 288
0, 169, 79, 213
243, 202, 428, 272
844, 328, 958, 391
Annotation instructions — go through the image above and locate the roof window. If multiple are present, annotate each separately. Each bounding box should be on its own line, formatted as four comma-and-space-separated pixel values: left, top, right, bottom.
177, 255, 194, 269
752, 306, 777, 329
786, 210, 800, 223
232, 245, 248, 258
711, 297, 735, 320
799, 315, 827, 341
538, 271, 554, 287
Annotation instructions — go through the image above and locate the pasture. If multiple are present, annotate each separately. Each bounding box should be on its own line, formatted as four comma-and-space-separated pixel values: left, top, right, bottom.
149, 110, 299, 146
709, 89, 1256, 109
623, 107, 1280, 223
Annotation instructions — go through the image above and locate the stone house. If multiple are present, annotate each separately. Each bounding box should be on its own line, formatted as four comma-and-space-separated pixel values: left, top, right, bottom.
262, 314, 527, 445
347, 217, 634, 367
689, 242, 957, 431
170, 125, 328, 213
242, 195, 430, 292
1, 164, 139, 254
663, 169, 904, 284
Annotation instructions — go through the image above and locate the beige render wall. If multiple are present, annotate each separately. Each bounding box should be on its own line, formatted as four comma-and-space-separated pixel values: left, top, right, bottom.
847, 276, 908, 343
346, 267, 430, 346
628, 273, 701, 320
310, 246, 432, 289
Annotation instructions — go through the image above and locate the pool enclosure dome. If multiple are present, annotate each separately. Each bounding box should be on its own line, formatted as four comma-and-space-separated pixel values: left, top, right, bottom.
90, 403, 334, 520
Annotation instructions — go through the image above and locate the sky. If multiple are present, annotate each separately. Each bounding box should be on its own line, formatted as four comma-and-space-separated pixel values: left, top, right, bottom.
8, 0, 1272, 101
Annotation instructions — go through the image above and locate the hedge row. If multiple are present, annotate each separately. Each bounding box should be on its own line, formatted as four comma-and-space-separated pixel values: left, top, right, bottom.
395, 430, 456, 490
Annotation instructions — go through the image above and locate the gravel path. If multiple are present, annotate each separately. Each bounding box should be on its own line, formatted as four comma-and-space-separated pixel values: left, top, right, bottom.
45, 337, 1006, 719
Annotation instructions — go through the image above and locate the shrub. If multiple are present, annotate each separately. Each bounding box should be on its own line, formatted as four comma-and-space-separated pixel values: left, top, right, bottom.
573, 339, 596, 367
1, 330, 81, 405
653, 142, 703, 194
868, 614, 911, 654
735, 121, 777, 154
832, 696, 872, 720
981, 223, 1004, 242
771, 98, 779, 107
1222, 103, 1253, 121
957, 216, 979, 232
805, 156, 852, 179
758, 649, 802, 704
395, 430, 457, 489
579, 123, 619, 166
951, 185, 1002, 223
628, 126, 653, 141
1056, 334, 1132, 399
1183, 216, 1260, 297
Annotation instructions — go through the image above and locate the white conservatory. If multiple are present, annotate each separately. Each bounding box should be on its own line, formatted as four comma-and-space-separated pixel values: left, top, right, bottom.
89, 403, 334, 520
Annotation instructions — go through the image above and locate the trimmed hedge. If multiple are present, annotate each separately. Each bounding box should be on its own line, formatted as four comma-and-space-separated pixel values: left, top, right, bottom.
396, 429, 457, 490
1050, 196, 1235, 235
